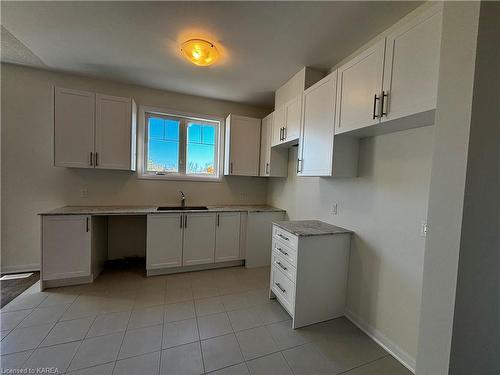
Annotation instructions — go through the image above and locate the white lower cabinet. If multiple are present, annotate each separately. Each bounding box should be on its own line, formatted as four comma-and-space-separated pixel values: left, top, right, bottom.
215, 212, 241, 262
41, 215, 106, 288
147, 212, 243, 272
146, 213, 183, 270
183, 213, 216, 266
269, 223, 351, 329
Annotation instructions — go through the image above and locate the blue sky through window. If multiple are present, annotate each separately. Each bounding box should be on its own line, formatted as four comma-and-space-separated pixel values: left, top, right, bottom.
147, 117, 180, 172
146, 116, 217, 176
187, 123, 216, 175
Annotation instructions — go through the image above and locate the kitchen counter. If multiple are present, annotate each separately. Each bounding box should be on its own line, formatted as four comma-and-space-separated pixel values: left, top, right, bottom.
39, 205, 285, 216
273, 220, 352, 236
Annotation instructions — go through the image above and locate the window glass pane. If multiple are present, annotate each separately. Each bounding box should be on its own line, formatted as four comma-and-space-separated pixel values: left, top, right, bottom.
186, 122, 216, 175
149, 117, 164, 139
147, 117, 180, 173
188, 124, 202, 143
165, 119, 180, 141
202, 126, 215, 145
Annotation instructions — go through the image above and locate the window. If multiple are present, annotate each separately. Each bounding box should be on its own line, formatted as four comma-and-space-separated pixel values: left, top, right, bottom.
139, 109, 221, 180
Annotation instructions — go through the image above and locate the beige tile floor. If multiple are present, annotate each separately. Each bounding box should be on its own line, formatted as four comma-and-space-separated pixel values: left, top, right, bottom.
0, 266, 412, 375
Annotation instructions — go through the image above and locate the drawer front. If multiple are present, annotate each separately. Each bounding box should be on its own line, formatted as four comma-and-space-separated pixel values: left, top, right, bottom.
272, 251, 296, 282
271, 265, 295, 315
273, 225, 298, 250
272, 238, 297, 266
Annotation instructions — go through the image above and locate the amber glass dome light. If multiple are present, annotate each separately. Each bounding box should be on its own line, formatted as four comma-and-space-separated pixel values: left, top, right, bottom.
181, 39, 219, 66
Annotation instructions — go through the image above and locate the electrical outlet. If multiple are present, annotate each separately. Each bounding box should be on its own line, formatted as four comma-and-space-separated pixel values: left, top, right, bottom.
80, 188, 88, 198
420, 222, 428, 237
331, 203, 338, 216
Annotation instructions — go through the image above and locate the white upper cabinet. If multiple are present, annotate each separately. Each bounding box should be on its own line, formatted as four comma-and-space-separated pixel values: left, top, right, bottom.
335, 39, 386, 135
54, 88, 95, 168
299, 72, 358, 177
274, 68, 324, 146
259, 113, 272, 176
382, 5, 443, 122
271, 107, 286, 147
260, 113, 288, 178
54, 87, 136, 171
95, 94, 137, 170
224, 114, 261, 176
215, 212, 241, 262
334, 4, 443, 136
146, 213, 183, 270
183, 213, 216, 266
284, 95, 302, 141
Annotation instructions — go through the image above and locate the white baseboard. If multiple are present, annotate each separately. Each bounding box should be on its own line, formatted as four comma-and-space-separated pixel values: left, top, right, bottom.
1, 263, 40, 274
345, 308, 416, 373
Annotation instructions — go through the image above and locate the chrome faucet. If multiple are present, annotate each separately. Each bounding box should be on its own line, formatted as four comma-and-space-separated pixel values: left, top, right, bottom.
179, 191, 186, 208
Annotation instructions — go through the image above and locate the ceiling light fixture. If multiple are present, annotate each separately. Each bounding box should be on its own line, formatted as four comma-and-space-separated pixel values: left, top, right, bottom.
181, 39, 219, 67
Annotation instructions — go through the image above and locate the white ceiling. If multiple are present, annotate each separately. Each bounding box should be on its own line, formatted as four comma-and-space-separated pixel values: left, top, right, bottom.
1, 1, 421, 107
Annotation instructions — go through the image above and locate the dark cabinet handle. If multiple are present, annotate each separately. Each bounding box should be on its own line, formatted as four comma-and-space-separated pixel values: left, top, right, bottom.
230, 162, 233, 174
180, 215, 183, 228
372, 94, 380, 120
381, 91, 388, 117
86, 217, 89, 232
276, 282, 286, 293
184, 215, 188, 228
95, 152, 99, 166
90, 152, 93, 166
266, 163, 270, 175
283, 127, 287, 140
277, 261, 287, 271
217, 214, 220, 227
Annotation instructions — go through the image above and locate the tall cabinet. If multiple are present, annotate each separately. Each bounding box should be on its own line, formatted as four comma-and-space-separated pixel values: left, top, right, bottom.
54, 87, 137, 170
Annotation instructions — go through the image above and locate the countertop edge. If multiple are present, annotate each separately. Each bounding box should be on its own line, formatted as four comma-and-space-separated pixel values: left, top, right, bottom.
39, 205, 286, 216
273, 220, 353, 236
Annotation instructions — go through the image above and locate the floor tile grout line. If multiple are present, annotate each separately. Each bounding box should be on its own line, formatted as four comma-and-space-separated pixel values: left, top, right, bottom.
112, 305, 134, 371
335, 353, 391, 375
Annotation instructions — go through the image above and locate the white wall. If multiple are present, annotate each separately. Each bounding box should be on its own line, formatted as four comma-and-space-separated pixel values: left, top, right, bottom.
415, 3, 481, 374
268, 126, 433, 366
1, 64, 269, 272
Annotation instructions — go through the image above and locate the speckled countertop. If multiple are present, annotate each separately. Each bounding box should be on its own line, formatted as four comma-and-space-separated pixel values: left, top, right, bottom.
39, 205, 285, 215
274, 220, 352, 236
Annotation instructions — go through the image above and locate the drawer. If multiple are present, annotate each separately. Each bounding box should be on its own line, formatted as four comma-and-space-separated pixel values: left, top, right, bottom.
273, 225, 298, 250
271, 265, 295, 315
272, 251, 296, 282
272, 238, 297, 267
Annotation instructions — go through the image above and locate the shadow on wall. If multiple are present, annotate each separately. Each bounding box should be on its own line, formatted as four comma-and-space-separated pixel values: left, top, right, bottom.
346, 234, 381, 323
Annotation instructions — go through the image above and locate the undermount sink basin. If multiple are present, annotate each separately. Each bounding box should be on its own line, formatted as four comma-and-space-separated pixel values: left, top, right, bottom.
157, 206, 208, 211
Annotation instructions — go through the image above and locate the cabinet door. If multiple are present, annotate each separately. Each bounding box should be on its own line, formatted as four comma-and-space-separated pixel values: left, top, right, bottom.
382, 6, 442, 122
146, 214, 183, 270
225, 115, 261, 176
259, 113, 272, 176
54, 88, 95, 168
42, 215, 91, 280
272, 107, 285, 146
215, 212, 241, 262
95, 94, 134, 170
183, 213, 216, 266
284, 95, 302, 141
335, 39, 385, 134
299, 72, 337, 176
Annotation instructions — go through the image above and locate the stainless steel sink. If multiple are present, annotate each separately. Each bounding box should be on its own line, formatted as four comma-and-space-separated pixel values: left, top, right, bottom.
157, 206, 208, 211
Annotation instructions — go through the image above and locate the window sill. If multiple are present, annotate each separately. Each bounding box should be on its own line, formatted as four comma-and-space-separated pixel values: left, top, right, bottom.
137, 173, 223, 183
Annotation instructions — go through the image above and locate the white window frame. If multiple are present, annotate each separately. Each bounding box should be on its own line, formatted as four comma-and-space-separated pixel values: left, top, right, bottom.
137, 105, 224, 182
